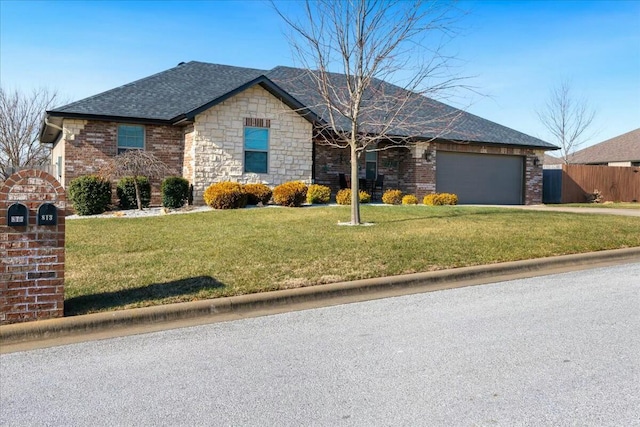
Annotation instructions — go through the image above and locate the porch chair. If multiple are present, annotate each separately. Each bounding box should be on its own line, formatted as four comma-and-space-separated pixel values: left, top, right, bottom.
339, 173, 349, 189
373, 174, 384, 200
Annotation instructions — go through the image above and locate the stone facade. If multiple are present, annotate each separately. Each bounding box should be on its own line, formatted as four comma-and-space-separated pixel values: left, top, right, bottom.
189, 85, 313, 202
1, 170, 66, 324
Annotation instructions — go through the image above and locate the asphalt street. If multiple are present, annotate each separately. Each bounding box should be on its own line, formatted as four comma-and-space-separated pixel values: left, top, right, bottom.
1, 263, 639, 426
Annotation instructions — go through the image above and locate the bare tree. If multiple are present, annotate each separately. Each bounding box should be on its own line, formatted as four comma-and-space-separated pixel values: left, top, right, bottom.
99, 150, 175, 210
274, 0, 467, 225
0, 86, 62, 179
537, 80, 597, 164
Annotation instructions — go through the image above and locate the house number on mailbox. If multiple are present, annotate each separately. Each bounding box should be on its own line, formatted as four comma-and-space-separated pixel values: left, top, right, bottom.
7, 203, 29, 226
37, 203, 58, 226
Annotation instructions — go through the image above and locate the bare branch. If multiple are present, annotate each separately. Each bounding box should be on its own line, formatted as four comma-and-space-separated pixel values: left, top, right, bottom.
99, 150, 176, 210
99, 150, 175, 180
537, 79, 597, 163
273, 0, 469, 224
0, 86, 62, 179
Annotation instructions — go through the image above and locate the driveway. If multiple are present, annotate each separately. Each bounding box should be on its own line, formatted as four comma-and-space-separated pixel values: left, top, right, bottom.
472, 204, 640, 217
1, 263, 639, 426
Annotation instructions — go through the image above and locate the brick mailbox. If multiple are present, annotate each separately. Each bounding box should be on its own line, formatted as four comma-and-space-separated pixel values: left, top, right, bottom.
1, 170, 66, 325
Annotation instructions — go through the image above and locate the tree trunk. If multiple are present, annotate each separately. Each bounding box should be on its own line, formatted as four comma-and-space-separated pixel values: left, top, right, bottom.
133, 177, 143, 210
350, 143, 361, 225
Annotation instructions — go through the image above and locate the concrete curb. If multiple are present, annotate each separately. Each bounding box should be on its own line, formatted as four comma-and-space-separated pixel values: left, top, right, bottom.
2, 247, 640, 348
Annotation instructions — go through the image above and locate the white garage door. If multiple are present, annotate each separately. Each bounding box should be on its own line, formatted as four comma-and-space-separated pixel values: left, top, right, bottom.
436, 152, 524, 205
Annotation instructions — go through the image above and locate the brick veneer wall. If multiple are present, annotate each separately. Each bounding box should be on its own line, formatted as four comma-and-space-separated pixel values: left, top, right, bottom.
0, 170, 66, 324
58, 119, 185, 205
313, 141, 406, 197
314, 140, 545, 204
430, 142, 544, 205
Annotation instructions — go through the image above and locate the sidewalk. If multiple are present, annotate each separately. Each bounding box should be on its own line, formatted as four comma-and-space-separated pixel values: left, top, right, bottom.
2, 247, 639, 353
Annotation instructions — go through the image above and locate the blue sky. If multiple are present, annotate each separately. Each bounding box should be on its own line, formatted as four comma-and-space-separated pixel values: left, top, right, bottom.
1, 0, 638, 148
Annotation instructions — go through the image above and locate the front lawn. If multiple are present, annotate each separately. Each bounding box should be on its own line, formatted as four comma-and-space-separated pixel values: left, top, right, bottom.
65, 205, 640, 315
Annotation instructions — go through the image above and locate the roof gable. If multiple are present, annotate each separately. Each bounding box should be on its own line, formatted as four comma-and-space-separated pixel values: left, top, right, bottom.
49, 62, 268, 122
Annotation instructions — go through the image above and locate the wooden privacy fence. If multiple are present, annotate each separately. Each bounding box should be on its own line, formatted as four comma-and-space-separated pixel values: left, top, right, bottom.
560, 164, 640, 203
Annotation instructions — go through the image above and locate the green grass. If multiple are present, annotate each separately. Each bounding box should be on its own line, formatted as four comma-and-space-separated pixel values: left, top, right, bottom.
65, 205, 640, 315
551, 202, 640, 209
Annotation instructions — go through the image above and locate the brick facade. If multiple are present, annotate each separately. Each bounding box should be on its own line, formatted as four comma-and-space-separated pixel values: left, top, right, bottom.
53, 120, 184, 205
1, 170, 66, 325
315, 140, 545, 205
313, 141, 407, 197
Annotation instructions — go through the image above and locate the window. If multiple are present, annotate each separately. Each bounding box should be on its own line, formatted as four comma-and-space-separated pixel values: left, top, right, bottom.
117, 125, 145, 154
244, 126, 269, 174
365, 150, 377, 180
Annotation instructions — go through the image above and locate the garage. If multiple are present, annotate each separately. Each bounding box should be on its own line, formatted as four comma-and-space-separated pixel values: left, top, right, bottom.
436, 151, 524, 205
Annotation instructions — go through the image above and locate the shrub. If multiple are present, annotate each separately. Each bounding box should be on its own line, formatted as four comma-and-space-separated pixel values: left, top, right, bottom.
272, 181, 308, 207
117, 176, 151, 209
244, 183, 272, 205
68, 175, 112, 216
402, 194, 418, 205
203, 182, 247, 209
382, 189, 403, 205
423, 192, 458, 206
306, 184, 331, 204
336, 188, 371, 205
441, 193, 458, 205
161, 176, 190, 209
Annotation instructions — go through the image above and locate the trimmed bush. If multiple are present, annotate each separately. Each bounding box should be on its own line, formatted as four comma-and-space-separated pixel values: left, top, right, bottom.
244, 183, 273, 205
203, 182, 247, 209
306, 184, 331, 204
117, 176, 151, 209
423, 192, 458, 206
68, 175, 112, 216
402, 194, 418, 205
360, 191, 371, 204
161, 176, 190, 209
336, 188, 371, 205
382, 189, 403, 205
272, 181, 308, 207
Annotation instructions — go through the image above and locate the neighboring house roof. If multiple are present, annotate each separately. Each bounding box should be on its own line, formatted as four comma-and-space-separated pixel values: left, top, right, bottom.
42, 61, 557, 149
566, 128, 640, 164
544, 153, 564, 165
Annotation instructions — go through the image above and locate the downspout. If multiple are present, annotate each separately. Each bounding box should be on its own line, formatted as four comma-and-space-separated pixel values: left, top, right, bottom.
41, 116, 65, 145
42, 116, 65, 182
44, 116, 64, 133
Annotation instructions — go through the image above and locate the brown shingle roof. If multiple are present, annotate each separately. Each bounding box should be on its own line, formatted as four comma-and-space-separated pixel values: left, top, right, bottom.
568, 128, 640, 164
544, 153, 564, 165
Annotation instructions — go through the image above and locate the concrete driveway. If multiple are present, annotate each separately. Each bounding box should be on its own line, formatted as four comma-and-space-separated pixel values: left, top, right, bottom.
2, 263, 638, 426
472, 204, 640, 217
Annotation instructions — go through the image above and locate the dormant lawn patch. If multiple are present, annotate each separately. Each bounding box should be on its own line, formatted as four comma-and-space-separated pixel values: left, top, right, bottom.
65, 205, 640, 315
